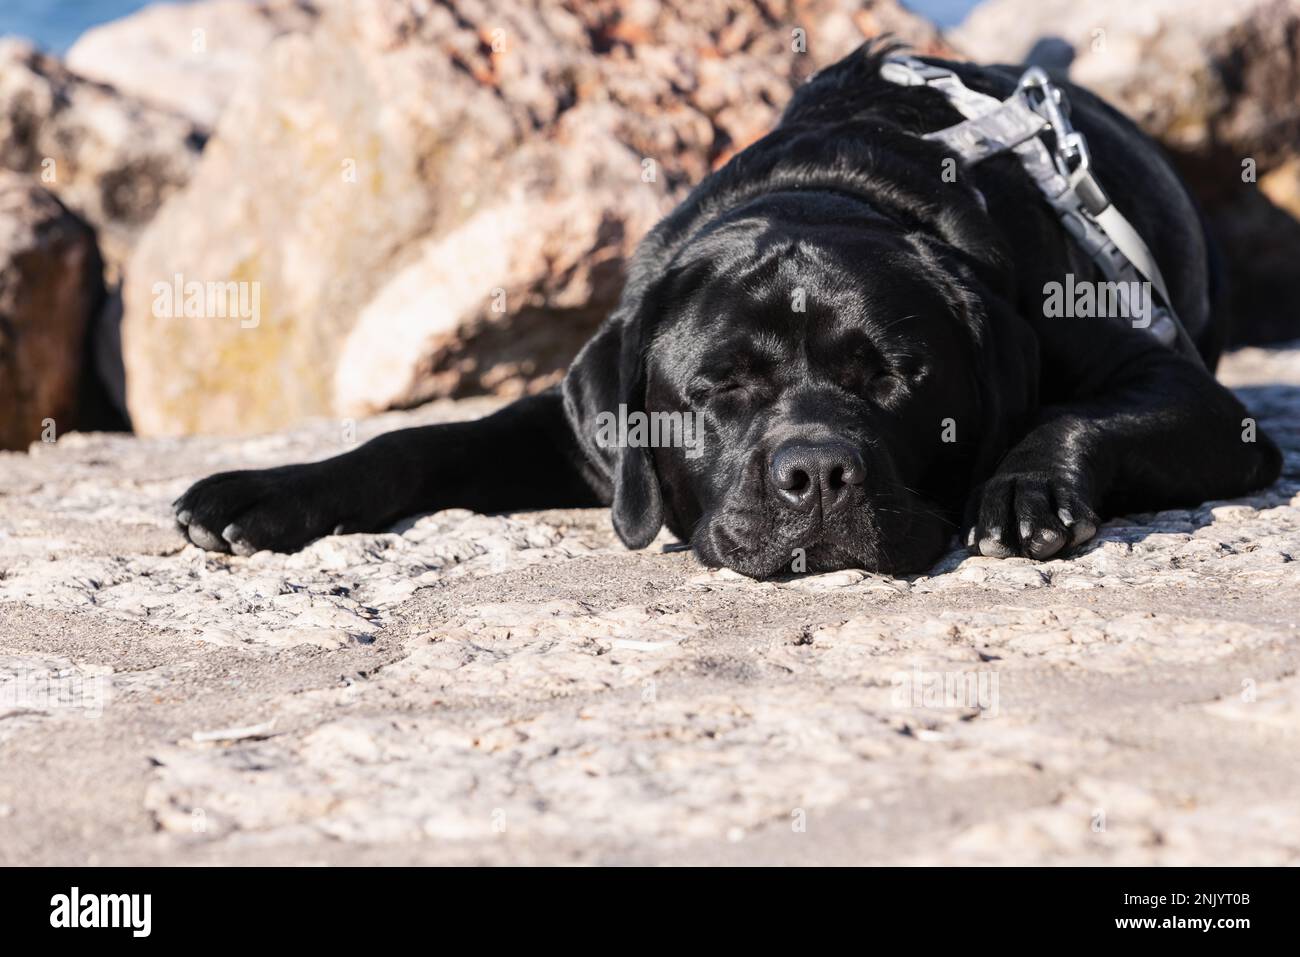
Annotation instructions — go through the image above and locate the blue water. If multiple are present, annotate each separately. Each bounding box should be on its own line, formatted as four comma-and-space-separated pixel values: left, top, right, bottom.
908, 0, 981, 28
0, 0, 979, 54
0, 0, 195, 53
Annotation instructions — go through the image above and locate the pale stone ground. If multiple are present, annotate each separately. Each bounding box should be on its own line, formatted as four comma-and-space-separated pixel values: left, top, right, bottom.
2, 347, 1299, 866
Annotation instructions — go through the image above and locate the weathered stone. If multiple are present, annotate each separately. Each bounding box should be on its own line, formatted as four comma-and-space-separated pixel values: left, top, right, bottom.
0, 173, 105, 451
66, 0, 324, 129
0, 39, 204, 278
956, 0, 1300, 161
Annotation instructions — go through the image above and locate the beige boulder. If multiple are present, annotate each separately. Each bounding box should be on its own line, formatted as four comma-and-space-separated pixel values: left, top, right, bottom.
0, 173, 105, 451
66, 0, 324, 129
954, 0, 1300, 162
121, 0, 950, 436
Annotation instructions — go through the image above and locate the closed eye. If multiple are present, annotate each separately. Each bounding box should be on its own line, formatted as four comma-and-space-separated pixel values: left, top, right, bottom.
687, 379, 746, 403
836, 353, 927, 401
832, 346, 888, 395
889, 354, 929, 384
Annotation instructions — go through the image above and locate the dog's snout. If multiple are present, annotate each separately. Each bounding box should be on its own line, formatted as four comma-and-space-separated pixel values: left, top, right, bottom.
769, 440, 865, 511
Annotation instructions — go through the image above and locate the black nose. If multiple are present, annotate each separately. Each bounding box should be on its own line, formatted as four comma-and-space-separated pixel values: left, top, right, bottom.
769, 440, 866, 511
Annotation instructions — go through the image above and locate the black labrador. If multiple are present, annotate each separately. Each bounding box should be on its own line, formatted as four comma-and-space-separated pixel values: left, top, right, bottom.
174, 45, 1282, 579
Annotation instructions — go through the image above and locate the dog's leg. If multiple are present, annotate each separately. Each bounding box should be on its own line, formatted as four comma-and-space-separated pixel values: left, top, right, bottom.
966, 348, 1283, 559
174, 388, 607, 554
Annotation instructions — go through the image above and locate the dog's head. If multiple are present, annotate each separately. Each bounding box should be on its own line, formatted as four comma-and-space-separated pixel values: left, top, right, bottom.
564, 189, 1037, 578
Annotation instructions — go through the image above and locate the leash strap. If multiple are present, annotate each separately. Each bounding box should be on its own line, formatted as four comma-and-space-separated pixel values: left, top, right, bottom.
881, 54, 1204, 366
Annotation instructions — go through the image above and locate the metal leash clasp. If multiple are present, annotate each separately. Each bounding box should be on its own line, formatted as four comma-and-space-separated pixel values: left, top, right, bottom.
1018, 66, 1108, 214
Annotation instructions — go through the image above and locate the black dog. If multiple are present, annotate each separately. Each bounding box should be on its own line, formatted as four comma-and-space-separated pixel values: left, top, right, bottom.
175, 45, 1282, 578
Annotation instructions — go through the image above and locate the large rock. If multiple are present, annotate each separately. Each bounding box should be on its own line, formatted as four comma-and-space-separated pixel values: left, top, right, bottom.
0, 39, 205, 277
0, 173, 106, 451
67, 0, 324, 129
121, 0, 950, 436
952, 0, 1300, 344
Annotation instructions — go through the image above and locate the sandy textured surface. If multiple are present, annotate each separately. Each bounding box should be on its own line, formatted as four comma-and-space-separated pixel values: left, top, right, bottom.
2, 348, 1299, 866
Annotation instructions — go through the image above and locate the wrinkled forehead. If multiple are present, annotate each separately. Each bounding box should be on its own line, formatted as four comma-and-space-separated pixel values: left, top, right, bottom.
651, 233, 960, 375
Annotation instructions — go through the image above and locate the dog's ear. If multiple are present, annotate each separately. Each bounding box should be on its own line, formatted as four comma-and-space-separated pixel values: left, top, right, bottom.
562, 295, 664, 549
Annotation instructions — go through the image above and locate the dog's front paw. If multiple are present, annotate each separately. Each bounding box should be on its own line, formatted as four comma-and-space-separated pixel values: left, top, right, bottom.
964, 470, 1098, 560
174, 464, 342, 555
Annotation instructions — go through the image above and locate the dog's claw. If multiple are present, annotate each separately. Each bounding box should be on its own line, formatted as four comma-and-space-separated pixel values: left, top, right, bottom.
1025, 525, 1066, 560
978, 529, 1013, 558
1068, 519, 1097, 547
186, 522, 227, 552
222, 523, 258, 557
